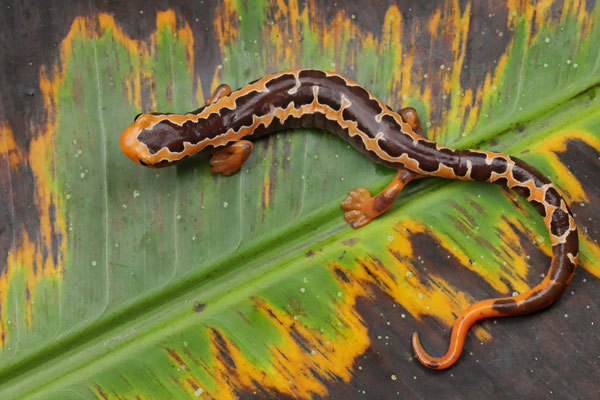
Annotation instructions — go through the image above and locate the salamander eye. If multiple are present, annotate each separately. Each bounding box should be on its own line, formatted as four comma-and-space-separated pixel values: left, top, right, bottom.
139, 159, 148, 166
134, 113, 143, 122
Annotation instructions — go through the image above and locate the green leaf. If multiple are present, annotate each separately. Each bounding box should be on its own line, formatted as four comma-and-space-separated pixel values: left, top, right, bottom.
1, 2, 599, 399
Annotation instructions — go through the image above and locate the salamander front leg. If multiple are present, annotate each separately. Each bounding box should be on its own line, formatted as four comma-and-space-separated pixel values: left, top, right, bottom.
209, 140, 254, 176
341, 107, 426, 229
205, 83, 252, 176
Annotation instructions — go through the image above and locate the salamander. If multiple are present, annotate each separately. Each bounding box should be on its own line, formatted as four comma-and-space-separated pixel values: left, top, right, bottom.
119, 69, 579, 370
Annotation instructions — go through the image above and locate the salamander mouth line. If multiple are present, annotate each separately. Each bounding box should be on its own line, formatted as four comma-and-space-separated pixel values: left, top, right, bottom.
119, 68, 579, 370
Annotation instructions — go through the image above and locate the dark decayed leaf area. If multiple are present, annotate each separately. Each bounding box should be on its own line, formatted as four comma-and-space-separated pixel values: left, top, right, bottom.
0, 0, 599, 398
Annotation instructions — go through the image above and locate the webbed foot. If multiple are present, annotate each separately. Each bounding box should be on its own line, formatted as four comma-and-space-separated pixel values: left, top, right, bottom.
341, 187, 376, 229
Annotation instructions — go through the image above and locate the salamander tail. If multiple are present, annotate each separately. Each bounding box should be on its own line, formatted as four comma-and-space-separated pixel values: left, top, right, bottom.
412, 156, 578, 370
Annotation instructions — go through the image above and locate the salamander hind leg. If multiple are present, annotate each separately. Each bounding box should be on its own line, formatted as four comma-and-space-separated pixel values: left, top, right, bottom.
341, 169, 420, 228
206, 84, 232, 105
341, 107, 426, 229
209, 140, 254, 176
399, 107, 425, 136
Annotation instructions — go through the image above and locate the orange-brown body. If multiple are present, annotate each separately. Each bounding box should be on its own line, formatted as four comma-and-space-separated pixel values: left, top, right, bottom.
120, 69, 578, 369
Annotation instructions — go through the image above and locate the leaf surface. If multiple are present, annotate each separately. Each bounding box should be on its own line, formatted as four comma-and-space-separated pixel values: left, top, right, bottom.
1, 1, 600, 398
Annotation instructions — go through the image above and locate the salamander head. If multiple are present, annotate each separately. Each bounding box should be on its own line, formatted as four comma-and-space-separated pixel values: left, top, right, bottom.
120, 113, 179, 169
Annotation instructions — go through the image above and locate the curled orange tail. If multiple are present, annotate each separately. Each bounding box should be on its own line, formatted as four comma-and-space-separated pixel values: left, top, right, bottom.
411, 300, 503, 369
412, 273, 575, 369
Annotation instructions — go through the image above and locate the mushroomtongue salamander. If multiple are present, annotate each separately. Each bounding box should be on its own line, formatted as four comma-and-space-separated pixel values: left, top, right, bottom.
120, 69, 578, 369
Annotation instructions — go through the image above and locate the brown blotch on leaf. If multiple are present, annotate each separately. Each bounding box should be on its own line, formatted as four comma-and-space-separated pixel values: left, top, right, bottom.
341, 238, 358, 246
95, 385, 109, 400
210, 328, 237, 370
334, 267, 350, 283
165, 347, 188, 369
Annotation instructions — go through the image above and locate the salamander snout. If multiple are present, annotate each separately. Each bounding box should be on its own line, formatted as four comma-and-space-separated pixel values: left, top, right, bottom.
120, 114, 154, 167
